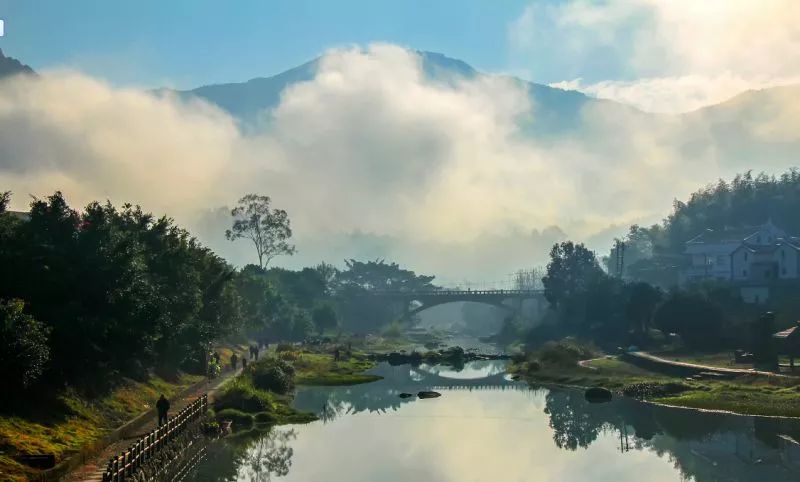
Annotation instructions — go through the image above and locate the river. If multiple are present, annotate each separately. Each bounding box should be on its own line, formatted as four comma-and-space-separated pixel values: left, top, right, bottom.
184, 360, 800, 481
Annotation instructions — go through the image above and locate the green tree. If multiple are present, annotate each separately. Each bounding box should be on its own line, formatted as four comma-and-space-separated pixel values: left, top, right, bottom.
312, 302, 339, 334
226, 194, 296, 269
542, 242, 604, 309
0, 299, 50, 391
625, 282, 662, 333
653, 291, 725, 350
334, 259, 436, 332
0, 191, 10, 213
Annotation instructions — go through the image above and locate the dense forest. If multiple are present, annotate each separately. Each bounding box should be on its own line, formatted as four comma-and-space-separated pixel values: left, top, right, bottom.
0, 191, 434, 409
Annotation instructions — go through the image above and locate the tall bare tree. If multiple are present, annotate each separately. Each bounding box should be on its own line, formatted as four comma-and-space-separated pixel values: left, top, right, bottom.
226, 194, 296, 269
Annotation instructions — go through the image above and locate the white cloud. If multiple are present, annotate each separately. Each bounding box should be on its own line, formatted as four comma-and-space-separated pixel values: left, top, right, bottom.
552, 74, 800, 114
1, 44, 796, 281
513, 0, 800, 112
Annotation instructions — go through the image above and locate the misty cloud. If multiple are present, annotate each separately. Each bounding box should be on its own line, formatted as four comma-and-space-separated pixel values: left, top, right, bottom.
1, 44, 798, 281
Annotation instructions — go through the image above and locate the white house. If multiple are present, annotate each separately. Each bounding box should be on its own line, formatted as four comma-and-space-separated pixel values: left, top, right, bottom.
682, 221, 800, 300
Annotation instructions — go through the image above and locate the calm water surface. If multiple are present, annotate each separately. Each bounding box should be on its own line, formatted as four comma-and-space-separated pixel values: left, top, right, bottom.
186, 360, 800, 482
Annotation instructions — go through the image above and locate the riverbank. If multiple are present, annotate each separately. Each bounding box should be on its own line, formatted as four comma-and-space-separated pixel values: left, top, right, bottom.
0, 344, 251, 482
0, 373, 205, 482
511, 349, 800, 418
211, 348, 382, 430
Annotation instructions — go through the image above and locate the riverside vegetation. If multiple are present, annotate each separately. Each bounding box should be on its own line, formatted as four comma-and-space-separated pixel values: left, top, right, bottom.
211, 347, 381, 430
511, 338, 800, 417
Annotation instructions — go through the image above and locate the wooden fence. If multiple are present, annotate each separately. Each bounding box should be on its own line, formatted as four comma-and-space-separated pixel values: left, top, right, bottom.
102, 394, 208, 482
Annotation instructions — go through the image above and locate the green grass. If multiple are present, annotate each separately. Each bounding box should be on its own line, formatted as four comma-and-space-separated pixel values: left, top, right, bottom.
656, 379, 800, 417
513, 354, 800, 418
214, 367, 318, 426
292, 352, 382, 386
0, 372, 203, 481
513, 356, 676, 390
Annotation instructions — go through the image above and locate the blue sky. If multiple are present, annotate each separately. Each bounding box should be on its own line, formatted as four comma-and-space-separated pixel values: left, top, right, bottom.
0, 0, 544, 88
0, 1, 797, 113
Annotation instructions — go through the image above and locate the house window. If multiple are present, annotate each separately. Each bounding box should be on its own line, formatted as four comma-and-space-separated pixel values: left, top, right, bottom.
744, 252, 748, 261
782, 250, 786, 259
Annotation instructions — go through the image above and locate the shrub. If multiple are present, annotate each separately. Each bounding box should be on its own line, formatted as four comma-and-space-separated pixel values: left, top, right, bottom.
382, 321, 403, 339
278, 350, 299, 361
215, 408, 254, 427
276, 343, 295, 352
536, 338, 599, 367
253, 411, 277, 425
0, 299, 50, 392
214, 379, 273, 413
250, 357, 295, 394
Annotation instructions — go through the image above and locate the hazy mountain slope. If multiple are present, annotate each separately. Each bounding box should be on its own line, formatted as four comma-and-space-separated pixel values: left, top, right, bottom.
172, 51, 614, 135
0, 48, 35, 78
679, 85, 800, 170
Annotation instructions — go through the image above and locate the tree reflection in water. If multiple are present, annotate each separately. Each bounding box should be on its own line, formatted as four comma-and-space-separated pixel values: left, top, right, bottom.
188, 362, 800, 482
238, 429, 297, 482
542, 387, 800, 481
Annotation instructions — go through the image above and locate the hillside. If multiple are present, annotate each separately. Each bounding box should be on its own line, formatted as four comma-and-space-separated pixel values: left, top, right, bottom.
170, 51, 612, 135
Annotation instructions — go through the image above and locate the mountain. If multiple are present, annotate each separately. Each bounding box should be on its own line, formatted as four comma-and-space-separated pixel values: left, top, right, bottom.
680, 85, 800, 170
4, 46, 796, 171
171, 51, 614, 136
0, 48, 35, 79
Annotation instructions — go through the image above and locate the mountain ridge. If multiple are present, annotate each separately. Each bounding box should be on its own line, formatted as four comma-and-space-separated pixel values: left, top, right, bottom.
0, 48, 36, 79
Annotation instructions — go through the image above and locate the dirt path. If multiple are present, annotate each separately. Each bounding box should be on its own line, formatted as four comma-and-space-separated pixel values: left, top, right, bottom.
67, 367, 241, 482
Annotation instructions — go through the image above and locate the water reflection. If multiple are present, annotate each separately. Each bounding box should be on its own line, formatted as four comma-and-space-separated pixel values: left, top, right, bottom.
186, 361, 800, 482
186, 428, 296, 482
543, 390, 800, 480
293, 360, 520, 423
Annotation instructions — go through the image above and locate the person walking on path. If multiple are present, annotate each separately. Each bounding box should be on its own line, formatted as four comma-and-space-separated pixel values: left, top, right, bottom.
231, 353, 239, 371
241, 357, 248, 370
156, 394, 170, 427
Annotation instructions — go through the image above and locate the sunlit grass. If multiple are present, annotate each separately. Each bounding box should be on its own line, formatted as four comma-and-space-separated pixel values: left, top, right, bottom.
292, 352, 382, 386
0, 372, 204, 480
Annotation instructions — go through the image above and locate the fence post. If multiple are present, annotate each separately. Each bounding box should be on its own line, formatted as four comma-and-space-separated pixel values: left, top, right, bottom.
100, 394, 207, 482
123, 450, 130, 479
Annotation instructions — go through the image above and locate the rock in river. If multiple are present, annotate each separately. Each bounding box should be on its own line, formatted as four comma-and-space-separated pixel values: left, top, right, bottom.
584, 387, 612, 403
417, 391, 441, 399
398, 393, 415, 399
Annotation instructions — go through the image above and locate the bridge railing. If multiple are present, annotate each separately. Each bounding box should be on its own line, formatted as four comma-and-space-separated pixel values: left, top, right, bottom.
102, 394, 208, 482
370, 289, 543, 296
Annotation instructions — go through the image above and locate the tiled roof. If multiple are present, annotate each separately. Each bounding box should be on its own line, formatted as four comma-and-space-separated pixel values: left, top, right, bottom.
687, 226, 761, 244
734, 244, 779, 254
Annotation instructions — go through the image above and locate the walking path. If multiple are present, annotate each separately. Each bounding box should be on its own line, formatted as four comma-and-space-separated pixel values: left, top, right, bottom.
623, 351, 793, 378
67, 366, 242, 482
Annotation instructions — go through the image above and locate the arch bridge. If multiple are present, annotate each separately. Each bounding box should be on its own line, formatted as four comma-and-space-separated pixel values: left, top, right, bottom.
371, 289, 546, 321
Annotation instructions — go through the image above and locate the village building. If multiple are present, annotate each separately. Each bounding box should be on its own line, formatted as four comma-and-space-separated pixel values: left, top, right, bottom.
682, 221, 800, 302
